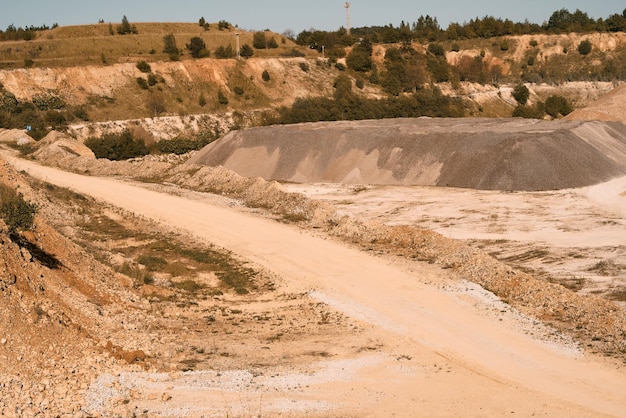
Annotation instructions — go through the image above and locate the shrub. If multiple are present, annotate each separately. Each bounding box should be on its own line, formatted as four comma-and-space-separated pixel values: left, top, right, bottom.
217, 90, 229, 105
187, 37, 209, 58
84, 129, 149, 160
214, 44, 235, 59
545, 95, 573, 118
163, 33, 180, 61
262, 70, 271, 82
32, 94, 65, 111
0, 184, 37, 232
147, 73, 158, 86
198, 93, 207, 107
233, 86, 244, 95
346, 46, 372, 71
240, 44, 254, 58
267, 37, 278, 49
253, 32, 267, 49
217, 20, 231, 30
136, 60, 151, 73
512, 83, 530, 105
156, 136, 207, 155
427, 43, 445, 57
136, 77, 149, 90
512, 103, 545, 119
578, 39, 592, 55
299, 62, 310, 72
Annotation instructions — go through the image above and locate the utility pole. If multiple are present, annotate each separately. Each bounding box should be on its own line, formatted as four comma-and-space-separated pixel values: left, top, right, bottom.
345, 2, 351, 36
235, 31, 240, 60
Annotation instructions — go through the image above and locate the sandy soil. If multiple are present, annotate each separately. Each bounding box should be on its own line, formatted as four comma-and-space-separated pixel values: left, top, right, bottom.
7, 155, 626, 417
283, 176, 626, 302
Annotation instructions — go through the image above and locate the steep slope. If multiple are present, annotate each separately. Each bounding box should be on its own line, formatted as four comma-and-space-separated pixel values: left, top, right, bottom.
565, 83, 626, 124
187, 118, 626, 191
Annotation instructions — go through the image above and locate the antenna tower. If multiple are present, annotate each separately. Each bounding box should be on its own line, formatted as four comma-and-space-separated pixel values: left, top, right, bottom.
345, 2, 351, 35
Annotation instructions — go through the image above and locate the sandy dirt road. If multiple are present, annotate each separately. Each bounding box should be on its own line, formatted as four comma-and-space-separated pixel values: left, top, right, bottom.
8, 155, 626, 417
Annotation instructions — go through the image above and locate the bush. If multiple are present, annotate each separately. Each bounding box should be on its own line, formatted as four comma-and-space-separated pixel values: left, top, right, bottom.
240, 44, 254, 58
346, 46, 372, 72
578, 39, 592, 55
299, 62, 310, 72
512, 103, 545, 119
427, 43, 445, 57
262, 70, 271, 82
0, 184, 37, 232
136, 77, 149, 90
217, 20, 231, 30
187, 37, 209, 58
84, 129, 149, 160
214, 44, 235, 59
545, 95, 573, 118
136, 60, 151, 73
32, 94, 65, 110
512, 83, 530, 105
163, 33, 180, 61
267, 37, 278, 49
253, 32, 267, 49
156, 136, 206, 155
218, 90, 229, 105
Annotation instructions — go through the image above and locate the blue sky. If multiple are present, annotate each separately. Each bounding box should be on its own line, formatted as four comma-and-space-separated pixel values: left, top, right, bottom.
1, 1, 624, 34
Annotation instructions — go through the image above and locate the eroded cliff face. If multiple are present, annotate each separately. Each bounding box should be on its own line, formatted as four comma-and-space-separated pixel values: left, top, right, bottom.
1, 32, 625, 125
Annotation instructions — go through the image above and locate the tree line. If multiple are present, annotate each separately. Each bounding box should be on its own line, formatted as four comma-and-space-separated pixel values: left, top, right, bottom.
0, 23, 58, 41
296, 8, 626, 46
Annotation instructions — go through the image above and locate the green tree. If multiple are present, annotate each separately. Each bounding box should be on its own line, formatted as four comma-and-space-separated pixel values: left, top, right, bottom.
346, 45, 372, 72
163, 33, 180, 61
116, 15, 137, 35
215, 44, 235, 59
240, 44, 254, 58
512, 83, 530, 105
253, 31, 267, 49
198, 17, 206, 27
187, 37, 209, 58
117, 15, 131, 34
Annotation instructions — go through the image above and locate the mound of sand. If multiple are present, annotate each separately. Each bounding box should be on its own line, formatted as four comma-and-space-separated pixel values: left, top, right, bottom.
187, 118, 626, 191
565, 83, 626, 124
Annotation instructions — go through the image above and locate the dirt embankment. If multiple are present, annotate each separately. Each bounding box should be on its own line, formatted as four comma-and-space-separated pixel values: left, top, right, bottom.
187, 117, 626, 191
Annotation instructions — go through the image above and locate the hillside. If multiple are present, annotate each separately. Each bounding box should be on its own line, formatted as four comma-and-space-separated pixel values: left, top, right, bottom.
0, 25, 624, 126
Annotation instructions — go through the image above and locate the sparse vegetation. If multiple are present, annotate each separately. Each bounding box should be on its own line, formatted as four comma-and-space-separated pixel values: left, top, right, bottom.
84, 129, 149, 160
0, 183, 37, 232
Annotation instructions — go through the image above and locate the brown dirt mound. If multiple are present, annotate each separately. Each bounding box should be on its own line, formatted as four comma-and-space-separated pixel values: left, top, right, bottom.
565, 83, 626, 124
187, 118, 626, 191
